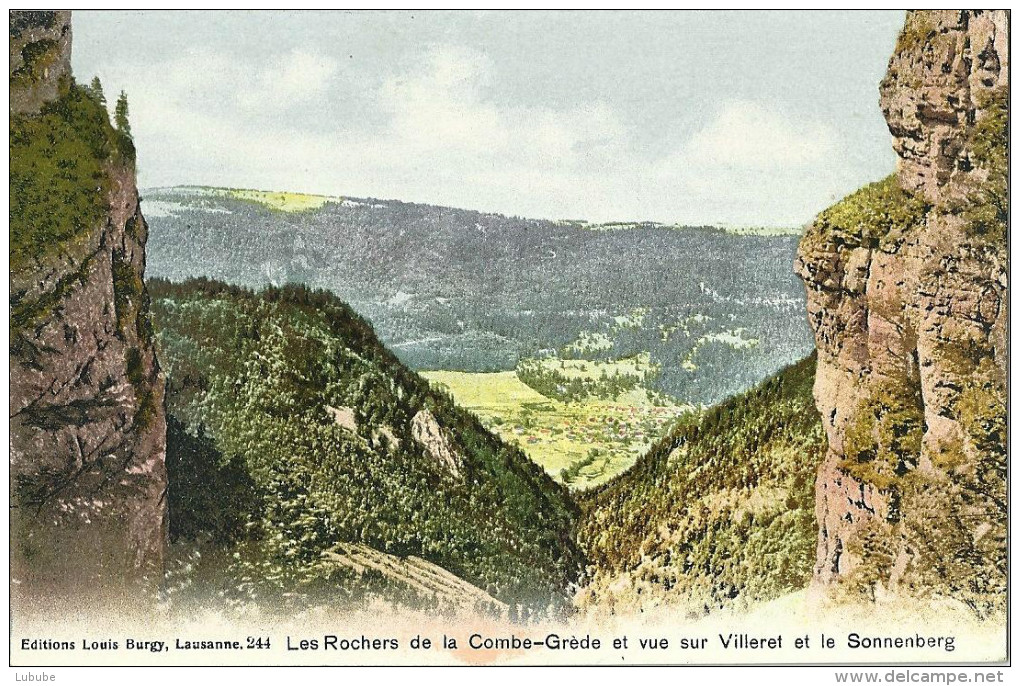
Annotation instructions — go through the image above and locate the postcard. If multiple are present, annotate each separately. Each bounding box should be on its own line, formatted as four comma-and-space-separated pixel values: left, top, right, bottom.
8, 9, 1009, 672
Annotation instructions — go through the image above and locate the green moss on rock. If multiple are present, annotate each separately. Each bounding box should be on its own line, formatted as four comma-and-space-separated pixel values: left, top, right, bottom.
813, 175, 930, 250
961, 87, 1008, 241
10, 251, 97, 333
10, 83, 134, 273
840, 375, 924, 492
956, 359, 1006, 456
10, 37, 61, 88
893, 13, 935, 55
112, 252, 144, 338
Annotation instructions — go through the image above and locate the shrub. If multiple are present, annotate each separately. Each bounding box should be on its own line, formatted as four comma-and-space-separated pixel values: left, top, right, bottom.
10, 82, 132, 271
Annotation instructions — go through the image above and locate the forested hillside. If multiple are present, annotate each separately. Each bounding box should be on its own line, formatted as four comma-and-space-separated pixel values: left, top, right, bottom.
578, 355, 825, 615
149, 278, 583, 614
144, 187, 812, 407
144, 187, 814, 488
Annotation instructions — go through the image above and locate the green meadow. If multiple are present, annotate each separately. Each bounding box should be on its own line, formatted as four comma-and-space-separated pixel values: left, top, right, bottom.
423, 368, 692, 490
220, 187, 338, 212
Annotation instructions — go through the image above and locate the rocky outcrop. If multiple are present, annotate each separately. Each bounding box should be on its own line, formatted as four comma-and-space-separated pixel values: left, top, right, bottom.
9, 10, 72, 115
327, 405, 359, 432
10, 11, 167, 610
881, 10, 1009, 199
797, 10, 1007, 614
411, 409, 462, 477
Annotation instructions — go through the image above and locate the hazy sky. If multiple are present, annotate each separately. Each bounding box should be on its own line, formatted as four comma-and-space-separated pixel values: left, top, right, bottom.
73, 10, 904, 225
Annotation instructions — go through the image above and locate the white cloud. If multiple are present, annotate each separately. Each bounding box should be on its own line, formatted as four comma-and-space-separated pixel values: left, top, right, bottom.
115, 45, 857, 225
380, 46, 507, 154
258, 49, 339, 101
377, 45, 625, 166
633, 101, 847, 225
73, 10, 902, 226
682, 100, 836, 170
130, 46, 338, 120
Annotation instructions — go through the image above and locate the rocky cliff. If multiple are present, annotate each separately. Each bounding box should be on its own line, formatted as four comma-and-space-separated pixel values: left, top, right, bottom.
797, 10, 1007, 616
10, 10, 167, 610
9, 10, 72, 115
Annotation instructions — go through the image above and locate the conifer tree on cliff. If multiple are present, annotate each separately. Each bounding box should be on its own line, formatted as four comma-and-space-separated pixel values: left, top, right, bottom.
115, 90, 131, 136
90, 75, 106, 106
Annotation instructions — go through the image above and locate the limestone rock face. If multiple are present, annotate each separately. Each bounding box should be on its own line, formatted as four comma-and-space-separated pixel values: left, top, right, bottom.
796, 10, 1007, 611
9, 10, 167, 609
9, 10, 72, 115
411, 409, 462, 477
881, 10, 1009, 199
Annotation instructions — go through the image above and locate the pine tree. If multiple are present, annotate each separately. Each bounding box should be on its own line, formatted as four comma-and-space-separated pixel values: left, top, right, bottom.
115, 90, 131, 136
89, 76, 106, 106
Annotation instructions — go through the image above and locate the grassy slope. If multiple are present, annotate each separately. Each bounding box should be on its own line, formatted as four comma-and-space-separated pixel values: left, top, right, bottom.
150, 278, 583, 612
218, 187, 338, 212
423, 370, 689, 489
577, 354, 825, 616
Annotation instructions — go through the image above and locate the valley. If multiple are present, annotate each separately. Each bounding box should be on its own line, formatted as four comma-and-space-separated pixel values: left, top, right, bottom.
9, 9, 1007, 653
143, 185, 814, 486
422, 369, 691, 489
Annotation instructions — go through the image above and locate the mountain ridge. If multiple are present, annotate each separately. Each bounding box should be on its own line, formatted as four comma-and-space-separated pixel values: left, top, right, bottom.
142, 184, 814, 406
151, 277, 583, 613
144, 183, 804, 235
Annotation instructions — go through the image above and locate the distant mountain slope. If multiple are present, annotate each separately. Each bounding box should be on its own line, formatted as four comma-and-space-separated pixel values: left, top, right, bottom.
150, 278, 582, 613
142, 186, 813, 408
578, 354, 825, 616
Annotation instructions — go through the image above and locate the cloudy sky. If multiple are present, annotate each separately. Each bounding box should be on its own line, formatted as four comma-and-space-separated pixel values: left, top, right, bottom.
73, 10, 904, 226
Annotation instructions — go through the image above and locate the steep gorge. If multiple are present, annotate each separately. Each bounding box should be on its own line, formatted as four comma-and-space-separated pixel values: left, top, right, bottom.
796, 10, 1007, 615
10, 10, 167, 609
7, 9, 1008, 622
